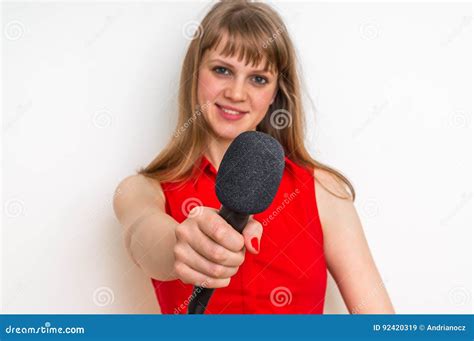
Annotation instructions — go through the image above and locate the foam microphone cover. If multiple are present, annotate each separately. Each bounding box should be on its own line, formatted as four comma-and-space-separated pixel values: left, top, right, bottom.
215, 131, 285, 214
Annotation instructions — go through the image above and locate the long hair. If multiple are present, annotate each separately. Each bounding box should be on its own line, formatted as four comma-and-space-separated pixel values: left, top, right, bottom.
138, 0, 355, 201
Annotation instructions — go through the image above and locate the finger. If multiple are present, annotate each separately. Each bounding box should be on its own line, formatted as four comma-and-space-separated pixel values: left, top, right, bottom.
173, 262, 231, 288
189, 229, 245, 267
197, 209, 245, 252
242, 218, 263, 254
174, 243, 239, 279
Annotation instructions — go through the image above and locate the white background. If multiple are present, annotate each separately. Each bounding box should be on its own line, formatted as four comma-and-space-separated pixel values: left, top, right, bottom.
2, 0, 472, 314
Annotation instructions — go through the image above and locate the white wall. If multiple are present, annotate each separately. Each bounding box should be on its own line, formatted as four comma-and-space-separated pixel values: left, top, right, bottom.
2, 0, 471, 314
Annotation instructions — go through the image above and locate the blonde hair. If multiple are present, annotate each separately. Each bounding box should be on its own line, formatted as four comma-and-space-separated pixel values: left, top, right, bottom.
138, 0, 355, 201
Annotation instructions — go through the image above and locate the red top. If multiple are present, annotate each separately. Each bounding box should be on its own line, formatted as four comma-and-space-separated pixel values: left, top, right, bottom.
152, 154, 327, 314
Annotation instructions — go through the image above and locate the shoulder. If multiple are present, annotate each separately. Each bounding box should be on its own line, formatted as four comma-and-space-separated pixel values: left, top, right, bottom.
115, 174, 165, 203
113, 174, 165, 225
313, 167, 352, 200
313, 168, 355, 231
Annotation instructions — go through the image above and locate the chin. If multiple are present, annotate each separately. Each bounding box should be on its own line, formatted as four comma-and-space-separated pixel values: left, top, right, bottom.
209, 123, 250, 141
205, 108, 258, 141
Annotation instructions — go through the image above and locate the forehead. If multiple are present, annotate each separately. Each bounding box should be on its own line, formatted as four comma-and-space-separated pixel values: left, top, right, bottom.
202, 34, 276, 74
205, 50, 270, 72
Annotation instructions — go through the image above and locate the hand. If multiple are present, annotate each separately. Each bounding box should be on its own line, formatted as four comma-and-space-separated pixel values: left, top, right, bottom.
173, 206, 262, 288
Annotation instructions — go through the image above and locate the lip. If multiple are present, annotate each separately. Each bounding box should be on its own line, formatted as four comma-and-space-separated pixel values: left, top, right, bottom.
216, 103, 249, 113
215, 103, 248, 121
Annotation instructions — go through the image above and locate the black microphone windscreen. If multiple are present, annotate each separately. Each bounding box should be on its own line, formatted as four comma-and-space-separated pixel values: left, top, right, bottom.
215, 131, 285, 214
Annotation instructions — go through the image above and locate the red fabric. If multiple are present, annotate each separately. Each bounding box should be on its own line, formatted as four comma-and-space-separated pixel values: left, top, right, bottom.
152, 154, 327, 314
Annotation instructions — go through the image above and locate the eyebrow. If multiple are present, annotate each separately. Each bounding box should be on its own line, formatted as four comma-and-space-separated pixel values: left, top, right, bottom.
208, 58, 273, 75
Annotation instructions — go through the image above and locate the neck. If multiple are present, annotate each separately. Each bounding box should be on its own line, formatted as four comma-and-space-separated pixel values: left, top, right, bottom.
203, 136, 233, 172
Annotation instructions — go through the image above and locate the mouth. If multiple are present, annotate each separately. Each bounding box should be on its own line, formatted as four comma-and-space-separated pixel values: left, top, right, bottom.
215, 103, 249, 121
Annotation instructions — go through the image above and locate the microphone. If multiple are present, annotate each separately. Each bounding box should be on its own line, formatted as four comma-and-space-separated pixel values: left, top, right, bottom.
187, 131, 285, 314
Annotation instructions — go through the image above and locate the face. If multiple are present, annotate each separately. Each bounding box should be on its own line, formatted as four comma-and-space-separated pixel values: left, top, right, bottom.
197, 40, 278, 141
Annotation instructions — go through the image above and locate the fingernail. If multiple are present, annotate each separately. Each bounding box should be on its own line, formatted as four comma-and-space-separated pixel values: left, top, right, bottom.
251, 237, 259, 252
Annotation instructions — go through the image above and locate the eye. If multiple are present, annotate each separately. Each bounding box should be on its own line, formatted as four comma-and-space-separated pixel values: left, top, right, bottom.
213, 66, 231, 76
252, 75, 268, 85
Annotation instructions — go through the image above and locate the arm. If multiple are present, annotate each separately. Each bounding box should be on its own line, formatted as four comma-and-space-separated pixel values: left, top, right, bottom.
113, 174, 178, 281
314, 169, 395, 314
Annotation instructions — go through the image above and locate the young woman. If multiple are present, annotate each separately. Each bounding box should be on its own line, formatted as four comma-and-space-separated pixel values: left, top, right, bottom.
113, 0, 395, 314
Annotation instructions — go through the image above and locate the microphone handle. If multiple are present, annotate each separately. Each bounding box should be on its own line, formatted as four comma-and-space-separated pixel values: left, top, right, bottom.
187, 206, 249, 314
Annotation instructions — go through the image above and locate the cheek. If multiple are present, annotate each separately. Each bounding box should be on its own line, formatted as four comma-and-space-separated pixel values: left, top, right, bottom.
197, 70, 221, 105
251, 88, 276, 116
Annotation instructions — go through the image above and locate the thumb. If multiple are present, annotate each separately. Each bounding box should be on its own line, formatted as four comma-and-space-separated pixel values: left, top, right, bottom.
242, 218, 263, 254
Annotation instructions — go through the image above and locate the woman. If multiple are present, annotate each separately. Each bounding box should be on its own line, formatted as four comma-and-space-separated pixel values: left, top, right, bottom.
113, 0, 395, 314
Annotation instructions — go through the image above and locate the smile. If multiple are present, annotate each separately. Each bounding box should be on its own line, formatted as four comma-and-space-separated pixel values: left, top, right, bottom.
215, 103, 248, 121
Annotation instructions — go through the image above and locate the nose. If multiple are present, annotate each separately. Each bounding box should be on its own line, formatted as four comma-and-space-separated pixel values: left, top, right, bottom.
224, 76, 247, 102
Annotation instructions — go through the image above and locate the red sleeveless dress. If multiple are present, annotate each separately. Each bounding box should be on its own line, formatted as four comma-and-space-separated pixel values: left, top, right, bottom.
152, 154, 327, 314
